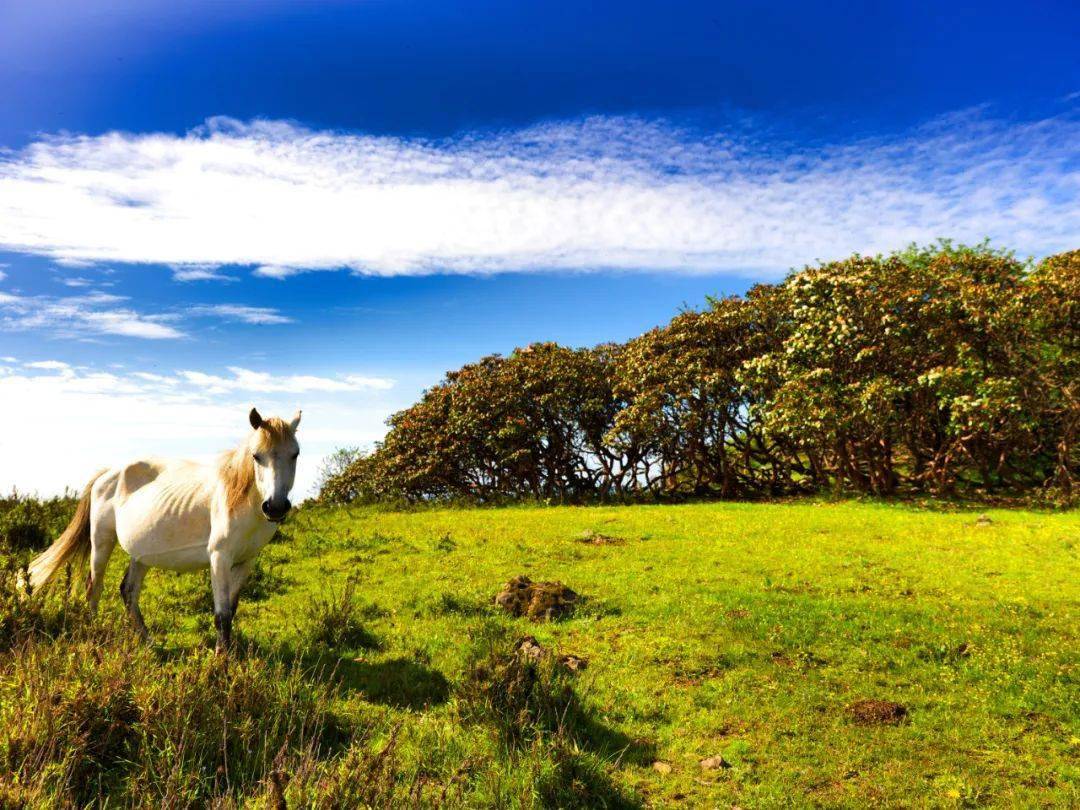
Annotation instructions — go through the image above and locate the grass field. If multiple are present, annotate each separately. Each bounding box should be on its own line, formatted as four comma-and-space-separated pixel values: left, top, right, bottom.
3, 500, 1079, 807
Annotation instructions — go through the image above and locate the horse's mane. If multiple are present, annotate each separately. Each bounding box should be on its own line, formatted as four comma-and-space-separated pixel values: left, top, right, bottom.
218, 417, 291, 513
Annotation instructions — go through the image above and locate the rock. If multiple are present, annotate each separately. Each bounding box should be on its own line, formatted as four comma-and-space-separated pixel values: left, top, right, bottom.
699, 755, 732, 770
975, 514, 993, 526
512, 635, 587, 674
652, 761, 672, 775
559, 654, 588, 672
495, 575, 579, 622
848, 699, 908, 725
515, 635, 545, 663
494, 575, 535, 616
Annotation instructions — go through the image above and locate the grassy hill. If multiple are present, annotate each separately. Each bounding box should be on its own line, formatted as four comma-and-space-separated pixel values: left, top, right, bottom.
2, 500, 1078, 807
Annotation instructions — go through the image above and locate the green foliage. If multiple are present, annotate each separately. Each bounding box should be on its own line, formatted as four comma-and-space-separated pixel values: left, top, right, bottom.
0, 490, 77, 556
303, 577, 383, 651
748, 242, 1047, 495
322, 242, 1079, 504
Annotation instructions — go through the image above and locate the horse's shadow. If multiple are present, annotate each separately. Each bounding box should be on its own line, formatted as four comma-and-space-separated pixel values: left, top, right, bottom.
314, 652, 452, 710
251, 639, 451, 710
151, 631, 450, 710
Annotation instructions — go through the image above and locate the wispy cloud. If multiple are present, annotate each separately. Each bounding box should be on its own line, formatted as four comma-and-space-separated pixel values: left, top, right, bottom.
0, 361, 398, 497
171, 265, 238, 282
178, 367, 392, 394
9, 360, 394, 396
0, 110, 1075, 278
188, 304, 293, 324
24, 359, 71, 371
0, 290, 295, 339
0, 290, 184, 339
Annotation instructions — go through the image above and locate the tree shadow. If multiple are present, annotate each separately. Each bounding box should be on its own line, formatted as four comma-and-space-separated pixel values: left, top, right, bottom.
561, 697, 656, 767
538, 747, 645, 810
461, 645, 656, 767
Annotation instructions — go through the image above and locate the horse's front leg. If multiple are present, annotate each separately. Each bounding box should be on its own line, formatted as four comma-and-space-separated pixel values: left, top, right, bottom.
209, 549, 235, 653
228, 559, 253, 616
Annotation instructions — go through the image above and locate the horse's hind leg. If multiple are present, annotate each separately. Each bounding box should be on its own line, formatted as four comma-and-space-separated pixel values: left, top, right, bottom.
119, 560, 149, 640
86, 511, 117, 614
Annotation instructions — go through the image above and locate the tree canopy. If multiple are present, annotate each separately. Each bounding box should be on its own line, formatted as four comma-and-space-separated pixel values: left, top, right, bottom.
320, 243, 1079, 505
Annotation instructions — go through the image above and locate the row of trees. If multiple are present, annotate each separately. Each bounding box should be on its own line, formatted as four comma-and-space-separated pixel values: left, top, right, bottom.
320, 243, 1078, 504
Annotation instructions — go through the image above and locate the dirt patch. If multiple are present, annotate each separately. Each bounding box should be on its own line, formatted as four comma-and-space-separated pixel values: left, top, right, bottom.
771, 650, 827, 669
672, 664, 725, 687
725, 608, 751, 620
576, 531, 625, 546
848, 699, 908, 725
495, 575, 579, 621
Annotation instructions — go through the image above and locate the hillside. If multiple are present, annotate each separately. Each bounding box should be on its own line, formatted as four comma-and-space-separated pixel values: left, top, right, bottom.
2, 500, 1078, 806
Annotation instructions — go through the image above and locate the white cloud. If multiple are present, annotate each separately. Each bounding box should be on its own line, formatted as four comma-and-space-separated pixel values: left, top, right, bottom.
0, 111, 1075, 278
0, 362, 399, 497
0, 290, 185, 339
0, 289, 295, 339
178, 366, 393, 394
187, 304, 293, 324
24, 359, 71, 371
59, 277, 96, 288
171, 265, 238, 282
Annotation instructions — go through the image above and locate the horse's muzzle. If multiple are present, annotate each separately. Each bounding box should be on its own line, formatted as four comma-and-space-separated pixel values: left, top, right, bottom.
261, 499, 291, 523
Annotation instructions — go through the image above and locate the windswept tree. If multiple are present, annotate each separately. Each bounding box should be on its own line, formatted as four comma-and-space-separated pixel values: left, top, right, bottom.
320, 241, 1079, 505
746, 243, 1045, 494
609, 287, 797, 497
1027, 249, 1080, 496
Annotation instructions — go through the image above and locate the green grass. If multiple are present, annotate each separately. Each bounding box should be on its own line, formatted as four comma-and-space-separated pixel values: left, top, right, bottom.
4, 500, 1079, 806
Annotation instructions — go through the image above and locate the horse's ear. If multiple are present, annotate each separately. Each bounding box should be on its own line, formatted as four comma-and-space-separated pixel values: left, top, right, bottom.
289, 410, 302, 432
249, 407, 264, 430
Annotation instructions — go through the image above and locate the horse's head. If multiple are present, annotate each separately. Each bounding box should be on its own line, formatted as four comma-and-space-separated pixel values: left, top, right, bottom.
247, 407, 301, 522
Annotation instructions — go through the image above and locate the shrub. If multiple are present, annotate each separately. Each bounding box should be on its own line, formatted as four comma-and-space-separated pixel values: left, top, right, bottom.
303, 578, 382, 650
0, 625, 355, 807
0, 490, 77, 555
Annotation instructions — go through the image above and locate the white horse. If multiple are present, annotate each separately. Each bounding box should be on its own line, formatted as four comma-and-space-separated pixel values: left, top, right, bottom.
27, 407, 301, 651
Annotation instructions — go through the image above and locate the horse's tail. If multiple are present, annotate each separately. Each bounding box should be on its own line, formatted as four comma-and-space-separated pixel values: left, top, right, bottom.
26, 470, 105, 593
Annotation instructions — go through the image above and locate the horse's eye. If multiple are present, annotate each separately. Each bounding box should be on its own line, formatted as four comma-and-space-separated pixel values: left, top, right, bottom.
292, 452, 299, 460
252, 453, 262, 463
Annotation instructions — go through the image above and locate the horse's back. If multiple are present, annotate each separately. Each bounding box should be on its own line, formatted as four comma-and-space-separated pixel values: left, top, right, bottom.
106, 457, 218, 570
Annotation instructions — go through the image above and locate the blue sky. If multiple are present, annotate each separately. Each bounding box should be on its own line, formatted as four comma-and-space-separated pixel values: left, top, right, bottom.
1, 0, 1077, 496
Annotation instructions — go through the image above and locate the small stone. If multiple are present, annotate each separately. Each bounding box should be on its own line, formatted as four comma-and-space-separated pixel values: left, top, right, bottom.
559, 654, 588, 672
652, 760, 672, 775
515, 635, 545, 662
975, 514, 993, 526
699, 755, 732, 770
